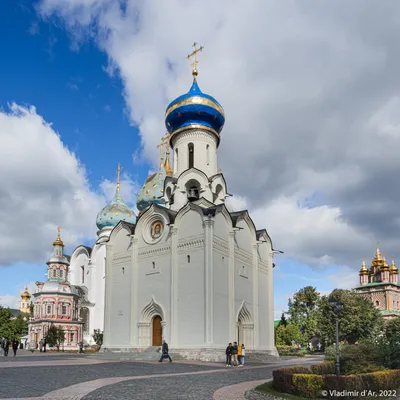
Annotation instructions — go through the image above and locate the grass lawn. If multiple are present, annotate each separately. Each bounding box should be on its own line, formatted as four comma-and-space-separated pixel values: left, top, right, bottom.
254, 381, 313, 400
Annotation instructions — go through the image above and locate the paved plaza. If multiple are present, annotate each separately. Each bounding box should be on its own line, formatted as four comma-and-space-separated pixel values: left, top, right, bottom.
0, 351, 322, 399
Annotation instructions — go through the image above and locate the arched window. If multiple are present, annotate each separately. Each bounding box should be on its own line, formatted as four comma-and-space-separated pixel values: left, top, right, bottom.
188, 143, 194, 168
81, 266, 85, 284
60, 270, 63, 278
375, 300, 380, 306
52, 269, 56, 278
206, 144, 210, 166
175, 148, 179, 172
187, 255, 191, 263
80, 308, 90, 334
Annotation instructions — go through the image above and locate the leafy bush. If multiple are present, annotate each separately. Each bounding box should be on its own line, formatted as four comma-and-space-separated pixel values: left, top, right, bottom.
272, 366, 311, 394
325, 343, 384, 375
324, 370, 400, 399
292, 374, 324, 398
277, 345, 306, 357
310, 361, 335, 375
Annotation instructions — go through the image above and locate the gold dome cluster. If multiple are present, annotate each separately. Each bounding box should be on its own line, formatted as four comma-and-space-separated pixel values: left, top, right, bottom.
360, 240, 398, 275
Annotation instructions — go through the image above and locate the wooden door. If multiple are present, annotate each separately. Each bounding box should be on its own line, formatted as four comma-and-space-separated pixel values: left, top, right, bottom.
152, 316, 162, 346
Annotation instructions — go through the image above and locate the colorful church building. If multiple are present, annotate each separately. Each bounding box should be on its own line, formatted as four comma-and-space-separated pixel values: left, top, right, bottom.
355, 242, 400, 320
28, 228, 86, 349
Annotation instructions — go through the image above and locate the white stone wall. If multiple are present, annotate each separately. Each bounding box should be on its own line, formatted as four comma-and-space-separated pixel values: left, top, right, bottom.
102, 204, 277, 357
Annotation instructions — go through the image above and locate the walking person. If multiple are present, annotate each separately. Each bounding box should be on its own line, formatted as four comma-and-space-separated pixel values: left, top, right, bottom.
39, 339, 44, 352
12, 339, 19, 357
43, 339, 47, 353
79, 342, 84, 353
225, 342, 232, 367
240, 344, 245, 366
231, 341, 238, 367
238, 343, 243, 366
2, 338, 9, 356
158, 340, 172, 363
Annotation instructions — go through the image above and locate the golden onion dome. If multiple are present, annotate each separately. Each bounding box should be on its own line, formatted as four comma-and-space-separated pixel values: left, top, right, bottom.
53, 226, 64, 246
390, 257, 398, 274
21, 286, 31, 300
382, 254, 390, 270
359, 259, 369, 275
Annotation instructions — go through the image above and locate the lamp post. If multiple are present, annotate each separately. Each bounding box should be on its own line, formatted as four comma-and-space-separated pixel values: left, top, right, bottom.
329, 298, 343, 376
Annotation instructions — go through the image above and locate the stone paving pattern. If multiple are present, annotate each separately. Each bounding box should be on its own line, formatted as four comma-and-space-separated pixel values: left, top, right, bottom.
0, 351, 322, 400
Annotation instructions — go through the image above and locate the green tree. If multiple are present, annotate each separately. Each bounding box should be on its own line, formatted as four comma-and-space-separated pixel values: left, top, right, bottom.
287, 286, 320, 341
276, 323, 303, 346
318, 289, 383, 345
0, 307, 14, 339
45, 325, 65, 349
377, 316, 400, 369
11, 315, 28, 337
92, 329, 103, 346
278, 312, 288, 327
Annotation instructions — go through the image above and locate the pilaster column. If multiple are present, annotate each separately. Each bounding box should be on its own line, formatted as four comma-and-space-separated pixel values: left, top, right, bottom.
170, 226, 178, 346
228, 232, 235, 342
203, 216, 215, 345
102, 243, 113, 348
130, 236, 138, 346
267, 251, 275, 350
252, 244, 259, 349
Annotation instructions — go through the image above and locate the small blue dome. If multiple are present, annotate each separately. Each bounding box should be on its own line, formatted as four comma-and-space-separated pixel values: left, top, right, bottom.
165, 80, 225, 141
136, 165, 167, 211
96, 189, 136, 230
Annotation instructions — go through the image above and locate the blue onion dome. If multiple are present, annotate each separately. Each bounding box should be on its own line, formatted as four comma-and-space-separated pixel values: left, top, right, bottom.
136, 164, 167, 211
165, 79, 225, 144
96, 171, 136, 230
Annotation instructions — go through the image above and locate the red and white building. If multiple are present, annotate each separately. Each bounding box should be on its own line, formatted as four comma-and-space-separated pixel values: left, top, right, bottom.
28, 228, 87, 350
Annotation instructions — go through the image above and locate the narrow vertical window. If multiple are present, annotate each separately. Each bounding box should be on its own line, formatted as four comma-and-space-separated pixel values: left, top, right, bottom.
188, 143, 194, 168
175, 148, 178, 172
152, 261, 156, 269
187, 255, 191, 263
81, 266, 85, 284
206, 144, 210, 166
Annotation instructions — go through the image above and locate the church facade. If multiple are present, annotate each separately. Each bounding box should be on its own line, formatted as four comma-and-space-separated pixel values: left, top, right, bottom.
355, 243, 400, 320
28, 229, 86, 349
102, 56, 279, 360
30, 48, 279, 360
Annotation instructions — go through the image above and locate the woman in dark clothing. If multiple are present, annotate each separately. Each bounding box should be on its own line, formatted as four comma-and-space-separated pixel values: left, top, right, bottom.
225, 343, 232, 367
12, 339, 19, 357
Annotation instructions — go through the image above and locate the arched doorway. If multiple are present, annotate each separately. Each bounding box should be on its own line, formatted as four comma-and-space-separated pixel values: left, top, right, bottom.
152, 316, 162, 346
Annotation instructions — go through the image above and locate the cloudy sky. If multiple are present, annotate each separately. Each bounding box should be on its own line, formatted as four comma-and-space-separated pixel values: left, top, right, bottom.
1, 0, 399, 317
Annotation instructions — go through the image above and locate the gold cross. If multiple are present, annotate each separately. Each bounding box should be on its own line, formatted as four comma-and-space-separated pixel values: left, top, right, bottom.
157, 136, 168, 161
116, 163, 122, 191
186, 42, 204, 78
57, 226, 61, 235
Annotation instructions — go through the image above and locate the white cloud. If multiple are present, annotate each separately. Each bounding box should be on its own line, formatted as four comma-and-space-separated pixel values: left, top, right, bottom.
33, 0, 400, 271
0, 104, 106, 266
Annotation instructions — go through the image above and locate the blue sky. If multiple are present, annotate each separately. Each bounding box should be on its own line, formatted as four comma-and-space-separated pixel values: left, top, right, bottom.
0, 1, 362, 317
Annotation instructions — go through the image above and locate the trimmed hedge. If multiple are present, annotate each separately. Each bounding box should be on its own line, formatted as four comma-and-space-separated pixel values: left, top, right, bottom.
324, 370, 400, 398
277, 345, 307, 357
272, 366, 311, 394
273, 365, 400, 399
310, 362, 335, 375
292, 374, 324, 398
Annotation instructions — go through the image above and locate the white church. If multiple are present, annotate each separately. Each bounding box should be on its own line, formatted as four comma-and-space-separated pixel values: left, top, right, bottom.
62, 47, 279, 360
